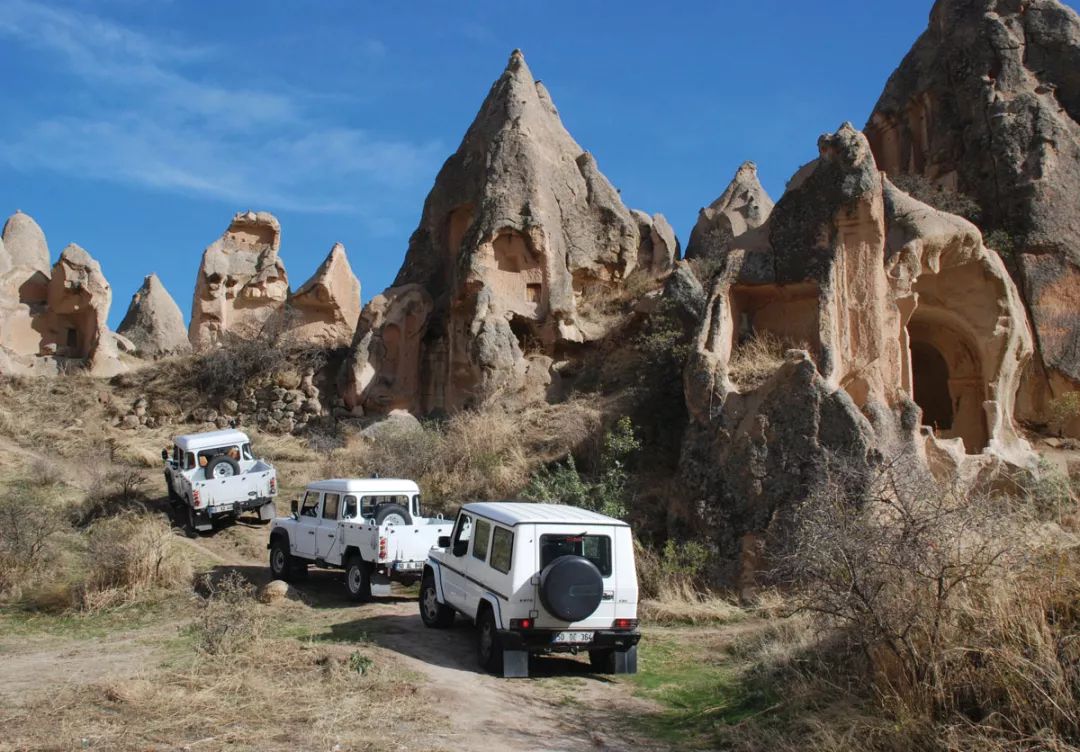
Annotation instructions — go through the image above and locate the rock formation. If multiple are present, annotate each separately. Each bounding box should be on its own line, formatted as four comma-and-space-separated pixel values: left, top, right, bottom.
117, 274, 191, 357
288, 243, 361, 347
0, 233, 9, 276
685, 162, 774, 262
189, 211, 289, 349
343, 50, 677, 414
865, 0, 1080, 432
2, 210, 51, 275
682, 123, 1036, 580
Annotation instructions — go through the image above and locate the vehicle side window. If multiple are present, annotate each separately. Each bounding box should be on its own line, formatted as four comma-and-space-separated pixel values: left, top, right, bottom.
490, 527, 514, 574
300, 491, 321, 518
472, 519, 492, 562
242, 443, 254, 460
185, 452, 195, 469
322, 493, 340, 520
342, 495, 358, 519
173, 446, 181, 463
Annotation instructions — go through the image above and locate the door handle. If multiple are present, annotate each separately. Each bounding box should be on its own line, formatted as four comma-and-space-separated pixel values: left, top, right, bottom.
328, 534, 335, 539
308, 531, 315, 535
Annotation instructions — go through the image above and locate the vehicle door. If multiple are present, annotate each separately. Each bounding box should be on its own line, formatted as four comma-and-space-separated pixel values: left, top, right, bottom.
293, 490, 322, 558
316, 492, 342, 563
439, 511, 473, 611
463, 517, 495, 618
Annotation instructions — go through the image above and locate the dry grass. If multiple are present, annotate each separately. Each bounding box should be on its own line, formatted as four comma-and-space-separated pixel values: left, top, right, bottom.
727, 331, 808, 391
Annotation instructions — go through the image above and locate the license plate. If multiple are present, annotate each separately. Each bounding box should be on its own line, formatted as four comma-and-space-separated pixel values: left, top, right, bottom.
553, 631, 594, 644
210, 504, 234, 514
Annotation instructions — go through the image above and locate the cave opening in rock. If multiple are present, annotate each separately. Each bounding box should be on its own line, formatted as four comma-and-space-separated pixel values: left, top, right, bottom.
911, 340, 953, 431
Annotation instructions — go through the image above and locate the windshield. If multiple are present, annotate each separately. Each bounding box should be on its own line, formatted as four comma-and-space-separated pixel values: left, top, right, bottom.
197, 445, 240, 466
540, 534, 612, 577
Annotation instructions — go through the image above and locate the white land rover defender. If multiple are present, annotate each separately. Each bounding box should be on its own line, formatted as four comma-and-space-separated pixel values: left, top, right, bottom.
420, 502, 640, 678
268, 479, 452, 601
163, 429, 278, 534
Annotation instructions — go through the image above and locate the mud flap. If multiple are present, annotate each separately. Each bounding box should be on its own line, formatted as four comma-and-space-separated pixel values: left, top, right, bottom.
502, 650, 529, 679
613, 645, 638, 675
257, 501, 276, 521
370, 572, 392, 598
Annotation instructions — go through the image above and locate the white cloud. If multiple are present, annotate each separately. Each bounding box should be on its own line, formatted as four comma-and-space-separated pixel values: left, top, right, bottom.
0, 0, 441, 216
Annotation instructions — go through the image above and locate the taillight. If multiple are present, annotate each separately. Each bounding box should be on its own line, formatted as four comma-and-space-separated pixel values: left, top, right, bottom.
269, 478, 277, 495
192, 490, 201, 509
378, 537, 387, 559
612, 618, 638, 630
510, 618, 533, 630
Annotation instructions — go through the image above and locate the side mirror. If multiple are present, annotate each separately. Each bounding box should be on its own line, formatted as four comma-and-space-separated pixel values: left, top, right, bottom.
161, 449, 169, 461
437, 535, 451, 548
452, 540, 468, 557
290, 499, 298, 514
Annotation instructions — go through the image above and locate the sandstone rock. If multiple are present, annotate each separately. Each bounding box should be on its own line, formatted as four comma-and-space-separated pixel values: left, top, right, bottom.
120, 414, 140, 430
189, 211, 288, 349
662, 261, 706, 324
2, 210, 50, 275
343, 50, 675, 415
0, 233, 9, 276
683, 123, 1036, 586
289, 243, 361, 347
685, 162, 774, 261
865, 0, 1080, 430
359, 409, 423, 441
117, 274, 191, 358
632, 211, 680, 274
259, 579, 302, 604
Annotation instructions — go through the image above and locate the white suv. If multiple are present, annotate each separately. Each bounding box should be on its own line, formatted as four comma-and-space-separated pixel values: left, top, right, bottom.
420, 502, 640, 678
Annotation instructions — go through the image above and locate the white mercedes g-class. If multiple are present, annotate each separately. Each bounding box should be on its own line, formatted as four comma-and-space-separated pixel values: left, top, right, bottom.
420, 502, 640, 678
268, 479, 452, 601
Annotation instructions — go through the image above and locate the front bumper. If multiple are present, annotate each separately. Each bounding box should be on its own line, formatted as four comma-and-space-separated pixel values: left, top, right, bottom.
497, 628, 641, 653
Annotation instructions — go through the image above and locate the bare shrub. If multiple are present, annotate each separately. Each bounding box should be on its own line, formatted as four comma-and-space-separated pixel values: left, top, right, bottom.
74, 513, 191, 611
192, 311, 299, 403
72, 469, 150, 526
728, 331, 807, 390
891, 173, 982, 224
1049, 391, 1080, 435
0, 481, 70, 597
190, 571, 265, 655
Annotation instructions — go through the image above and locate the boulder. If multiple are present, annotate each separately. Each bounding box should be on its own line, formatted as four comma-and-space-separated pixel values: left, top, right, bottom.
685, 162, 774, 261
359, 409, 423, 441
662, 261, 706, 324
259, 579, 303, 604
189, 211, 288, 349
288, 242, 361, 347
864, 0, 1080, 430
2, 210, 50, 275
117, 274, 191, 358
344, 50, 675, 414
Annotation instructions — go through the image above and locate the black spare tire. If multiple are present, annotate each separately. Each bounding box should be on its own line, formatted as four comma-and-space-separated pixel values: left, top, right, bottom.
539, 555, 603, 622
205, 455, 240, 480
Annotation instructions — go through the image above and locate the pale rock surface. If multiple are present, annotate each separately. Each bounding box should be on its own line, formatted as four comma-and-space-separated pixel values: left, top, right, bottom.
344, 50, 674, 414
189, 211, 288, 349
682, 123, 1035, 585
685, 162, 774, 261
0, 233, 9, 276
288, 243, 361, 347
117, 274, 191, 357
2, 211, 50, 275
865, 0, 1080, 430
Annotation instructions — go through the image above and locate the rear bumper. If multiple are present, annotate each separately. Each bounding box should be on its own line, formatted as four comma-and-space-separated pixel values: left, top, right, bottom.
204, 497, 272, 515
497, 629, 641, 653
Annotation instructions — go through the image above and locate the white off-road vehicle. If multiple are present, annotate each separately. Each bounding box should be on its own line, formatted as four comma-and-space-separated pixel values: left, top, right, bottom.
420, 502, 640, 678
267, 479, 452, 601
163, 429, 278, 534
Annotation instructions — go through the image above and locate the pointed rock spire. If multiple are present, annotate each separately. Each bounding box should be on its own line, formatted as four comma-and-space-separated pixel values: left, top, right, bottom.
118, 273, 191, 357
289, 242, 361, 347
685, 162, 774, 260
2, 210, 50, 275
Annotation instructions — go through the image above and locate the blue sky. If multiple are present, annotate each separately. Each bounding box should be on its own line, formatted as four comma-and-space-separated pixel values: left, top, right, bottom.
3, 0, 1070, 329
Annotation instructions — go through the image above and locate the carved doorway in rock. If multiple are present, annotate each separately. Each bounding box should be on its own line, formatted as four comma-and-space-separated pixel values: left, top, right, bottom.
906, 310, 988, 454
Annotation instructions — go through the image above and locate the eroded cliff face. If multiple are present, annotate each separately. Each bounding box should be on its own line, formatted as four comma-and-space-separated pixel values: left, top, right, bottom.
865, 0, 1080, 432
343, 50, 677, 415
682, 124, 1036, 582
189, 211, 289, 350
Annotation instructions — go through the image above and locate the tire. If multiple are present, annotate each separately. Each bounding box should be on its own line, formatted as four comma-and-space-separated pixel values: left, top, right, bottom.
539, 555, 604, 622
344, 555, 372, 602
419, 571, 455, 628
165, 473, 180, 503
204, 455, 240, 481
476, 607, 504, 674
269, 536, 292, 579
374, 503, 412, 526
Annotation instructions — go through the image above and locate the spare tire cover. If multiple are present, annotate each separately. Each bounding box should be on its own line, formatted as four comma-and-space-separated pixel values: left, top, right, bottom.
539, 555, 603, 622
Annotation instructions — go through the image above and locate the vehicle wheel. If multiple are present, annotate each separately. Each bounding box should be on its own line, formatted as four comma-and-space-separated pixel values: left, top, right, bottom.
345, 555, 372, 602
374, 503, 412, 526
476, 607, 504, 674
165, 473, 180, 503
185, 506, 198, 538
269, 537, 292, 579
205, 455, 240, 481
419, 571, 455, 628
589, 649, 616, 674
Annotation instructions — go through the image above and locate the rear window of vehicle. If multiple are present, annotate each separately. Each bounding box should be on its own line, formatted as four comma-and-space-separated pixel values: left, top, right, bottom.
490, 527, 513, 574
472, 519, 491, 562
540, 534, 612, 577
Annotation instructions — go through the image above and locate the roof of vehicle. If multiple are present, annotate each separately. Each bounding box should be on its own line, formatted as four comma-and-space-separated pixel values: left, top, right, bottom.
462, 501, 629, 527
174, 429, 251, 452
304, 478, 421, 495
